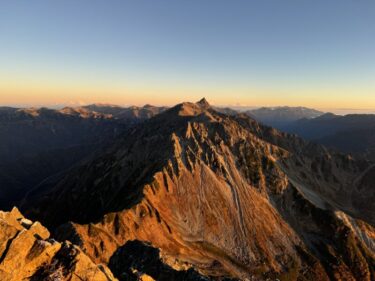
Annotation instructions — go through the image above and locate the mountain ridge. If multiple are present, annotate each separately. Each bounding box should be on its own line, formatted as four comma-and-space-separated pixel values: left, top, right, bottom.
20, 99, 375, 280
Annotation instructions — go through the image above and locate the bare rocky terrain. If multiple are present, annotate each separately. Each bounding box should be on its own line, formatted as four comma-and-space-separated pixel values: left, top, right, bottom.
15, 99, 374, 280
0, 207, 116, 281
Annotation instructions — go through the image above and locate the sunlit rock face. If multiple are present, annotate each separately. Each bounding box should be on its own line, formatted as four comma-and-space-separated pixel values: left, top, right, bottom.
22, 100, 375, 280
0, 207, 117, 281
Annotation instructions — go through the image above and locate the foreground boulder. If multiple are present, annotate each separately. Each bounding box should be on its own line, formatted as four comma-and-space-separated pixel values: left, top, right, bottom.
0, 207, 116, 281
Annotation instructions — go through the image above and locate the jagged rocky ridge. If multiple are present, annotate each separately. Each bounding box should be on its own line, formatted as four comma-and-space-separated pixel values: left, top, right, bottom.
22, 99, 374, 280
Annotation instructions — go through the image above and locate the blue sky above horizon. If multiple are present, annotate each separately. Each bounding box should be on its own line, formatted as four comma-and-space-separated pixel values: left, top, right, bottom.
0, 0, 374, 110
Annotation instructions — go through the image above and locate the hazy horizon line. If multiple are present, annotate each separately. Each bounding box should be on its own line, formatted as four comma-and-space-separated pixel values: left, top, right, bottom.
2, 101, 375, 115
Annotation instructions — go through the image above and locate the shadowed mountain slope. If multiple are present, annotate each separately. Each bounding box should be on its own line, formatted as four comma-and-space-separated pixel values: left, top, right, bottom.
285, 113, 375, 161
0, 107, 127, 210
0, 104, 167, 210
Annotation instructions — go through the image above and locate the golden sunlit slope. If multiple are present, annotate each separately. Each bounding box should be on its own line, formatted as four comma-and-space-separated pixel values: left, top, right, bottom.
22, 99, 375, 280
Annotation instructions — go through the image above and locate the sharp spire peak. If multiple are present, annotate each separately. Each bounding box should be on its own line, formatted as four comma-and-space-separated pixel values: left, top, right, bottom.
196, 98, 210, 108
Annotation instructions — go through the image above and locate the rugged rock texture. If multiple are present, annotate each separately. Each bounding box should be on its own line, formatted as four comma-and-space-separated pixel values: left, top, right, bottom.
0, 207, 116, 281
22, 99, 375, 280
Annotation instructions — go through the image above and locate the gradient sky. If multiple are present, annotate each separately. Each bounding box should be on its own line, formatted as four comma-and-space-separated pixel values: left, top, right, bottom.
1, 0, 375, 110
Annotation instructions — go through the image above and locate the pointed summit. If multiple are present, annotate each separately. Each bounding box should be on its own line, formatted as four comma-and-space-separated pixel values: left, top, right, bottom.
196, 97, 210, 109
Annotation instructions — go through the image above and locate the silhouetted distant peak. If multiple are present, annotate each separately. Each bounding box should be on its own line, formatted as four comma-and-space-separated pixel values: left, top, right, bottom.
196, 98, 210, 108
163, 99, 213, 118
88, 103, 121, 108
315, 112, 338, 120
247, 106, 324, 129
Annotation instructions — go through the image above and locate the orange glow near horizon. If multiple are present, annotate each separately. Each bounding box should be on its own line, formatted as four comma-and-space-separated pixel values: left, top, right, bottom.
1, 79, 375, 112
1, 1, 375, 114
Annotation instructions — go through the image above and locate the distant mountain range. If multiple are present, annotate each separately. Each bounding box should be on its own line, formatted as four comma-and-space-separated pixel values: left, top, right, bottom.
243, 107, 375, 161
81, 103, 168, 121
246, 106, 324, 129
281, 113, 375, 160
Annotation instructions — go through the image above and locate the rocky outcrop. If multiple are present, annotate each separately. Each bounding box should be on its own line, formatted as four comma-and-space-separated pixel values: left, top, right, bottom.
0, 207, 116, 281
22, 100, 375, 280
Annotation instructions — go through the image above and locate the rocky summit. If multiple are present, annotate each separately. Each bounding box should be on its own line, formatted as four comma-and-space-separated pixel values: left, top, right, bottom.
16, 99, 374, 281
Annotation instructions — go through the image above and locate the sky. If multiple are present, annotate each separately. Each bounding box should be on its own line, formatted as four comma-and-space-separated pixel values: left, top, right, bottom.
0, 0, 374, 111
